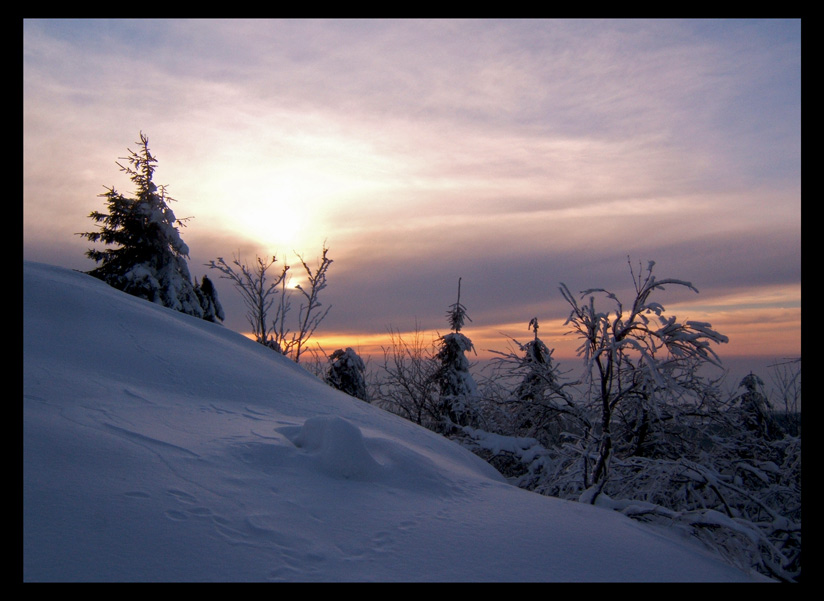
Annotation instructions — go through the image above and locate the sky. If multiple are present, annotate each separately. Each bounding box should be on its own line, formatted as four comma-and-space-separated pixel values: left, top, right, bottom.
23, 260, 769, 581
23, 19, 801, 378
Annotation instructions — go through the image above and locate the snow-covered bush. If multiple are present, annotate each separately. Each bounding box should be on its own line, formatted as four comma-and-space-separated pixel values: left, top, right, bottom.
325, 347, 368, 401
195, 274, 225, 323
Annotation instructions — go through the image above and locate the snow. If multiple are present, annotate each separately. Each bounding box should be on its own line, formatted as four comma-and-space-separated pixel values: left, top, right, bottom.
23, 261, 769, 582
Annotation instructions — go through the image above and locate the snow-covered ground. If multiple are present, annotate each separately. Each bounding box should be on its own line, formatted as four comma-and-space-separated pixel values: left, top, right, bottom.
23, 261, 770, 582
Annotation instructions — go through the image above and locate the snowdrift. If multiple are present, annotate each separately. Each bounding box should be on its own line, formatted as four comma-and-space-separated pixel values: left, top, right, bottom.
23, 261, 766, 581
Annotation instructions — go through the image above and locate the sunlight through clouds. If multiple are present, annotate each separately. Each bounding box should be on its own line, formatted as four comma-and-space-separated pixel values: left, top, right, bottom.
24, 19, 800, 381
212, 165, 343, 250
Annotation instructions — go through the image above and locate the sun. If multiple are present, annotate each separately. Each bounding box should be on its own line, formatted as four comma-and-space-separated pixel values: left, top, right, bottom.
220, 164, 342, 252
238, 196, 307, 250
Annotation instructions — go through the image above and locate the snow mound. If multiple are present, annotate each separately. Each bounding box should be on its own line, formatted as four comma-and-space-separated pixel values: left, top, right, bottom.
291, 415, 382, 480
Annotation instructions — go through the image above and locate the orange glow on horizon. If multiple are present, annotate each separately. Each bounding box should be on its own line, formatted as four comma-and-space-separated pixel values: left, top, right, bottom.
304, 305, 800, 366
236, 283, 800, 367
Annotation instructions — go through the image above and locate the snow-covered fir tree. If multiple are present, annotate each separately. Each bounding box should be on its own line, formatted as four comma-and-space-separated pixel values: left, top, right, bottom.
325, 347, 368, 401
434, 278, 478, 429
80, 132, 215, 320
514, 318, 556, 402
502, 317, 578, 446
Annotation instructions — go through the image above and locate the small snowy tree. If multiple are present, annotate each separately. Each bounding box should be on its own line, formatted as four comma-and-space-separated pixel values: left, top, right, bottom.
490, 318, 585, 444
513, 318, 556, 402
79, 132, 209, 320
559, 259, 729, 501
325, 347, 368, 401
434, 278, 478, 430
467, 319, 586, 487
375, 283, 479, 433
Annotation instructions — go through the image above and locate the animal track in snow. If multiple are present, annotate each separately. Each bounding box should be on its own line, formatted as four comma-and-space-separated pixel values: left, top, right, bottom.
167, 488, 197, 504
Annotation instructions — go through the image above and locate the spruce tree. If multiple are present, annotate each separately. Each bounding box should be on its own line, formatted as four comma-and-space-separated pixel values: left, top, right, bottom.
434, 278, 478, 429
80, 132, 210, 320
514, 318, 555, 402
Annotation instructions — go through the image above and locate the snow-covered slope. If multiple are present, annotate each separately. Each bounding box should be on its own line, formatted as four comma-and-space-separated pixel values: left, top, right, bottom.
23, 262, 766, 582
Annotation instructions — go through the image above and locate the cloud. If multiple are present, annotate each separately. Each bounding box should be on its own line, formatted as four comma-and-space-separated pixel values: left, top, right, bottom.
24, 19, 801, 368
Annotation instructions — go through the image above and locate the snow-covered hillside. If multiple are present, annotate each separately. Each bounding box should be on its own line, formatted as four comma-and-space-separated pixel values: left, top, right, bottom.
23, 262, 768, 582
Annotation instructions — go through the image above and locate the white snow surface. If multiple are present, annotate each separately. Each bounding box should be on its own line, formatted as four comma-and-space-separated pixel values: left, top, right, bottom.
23, 261, 768, 582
